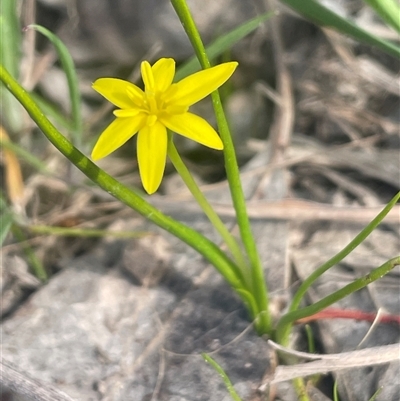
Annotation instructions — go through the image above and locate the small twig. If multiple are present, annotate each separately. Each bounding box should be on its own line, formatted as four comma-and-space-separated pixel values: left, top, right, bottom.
265, 0, 294, 162
0, 359, 76, 401
152, 198, 400, 224
261, 341, 400, 386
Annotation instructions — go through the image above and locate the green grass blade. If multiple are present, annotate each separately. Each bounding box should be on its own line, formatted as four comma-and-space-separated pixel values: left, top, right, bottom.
0, 193, 8, 211
0, 211, 13, 245
12, 224, 48, 281
28, 225, 152, 239
0, 137, 50, 174
368, 387, 383, 401
363, 0, 400, 34
0, 0, 20, 77
304, 324, 315, 354
202, 354, 242, 401
276, 191, 400, 345
28, 24, 83, 147
1, 192, 47, 281
280, 0, 400, 59
276, 256, 400, 342
0, 0, 23, 131
167, 135, 248, 281
333, 380, 339, 401
175, 11, 274, 81
31, 92, 75, 131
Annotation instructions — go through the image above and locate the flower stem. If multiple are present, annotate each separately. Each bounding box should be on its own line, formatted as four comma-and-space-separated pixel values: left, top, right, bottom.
170, 0, 271, 335
167, 134, 248, 281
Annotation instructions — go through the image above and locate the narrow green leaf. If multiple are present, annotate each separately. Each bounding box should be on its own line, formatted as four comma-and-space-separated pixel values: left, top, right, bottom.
168, 135, 248, 280
333, 380, 339, 401
0, 212, 13, 245
276, 256, 400, 342
363, 0, 400, 34
202, 354, 243, 401
31, 92, 75, 131
280, 0, 400, 59
0, 193, 8, 211
175, 12, 274, 81
368, 387, 383, 401
0, 0, 23, 131
0, 137, 50, 174
28, 24, 83, 147
0, 0, 20, 78
305, 324, 315, 354
28, 225, 152, 239
276, 191, 400, 345
12, 224, 48, 281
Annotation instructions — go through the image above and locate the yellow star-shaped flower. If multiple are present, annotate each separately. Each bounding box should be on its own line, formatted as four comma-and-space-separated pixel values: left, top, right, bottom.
91, 58, 238, 194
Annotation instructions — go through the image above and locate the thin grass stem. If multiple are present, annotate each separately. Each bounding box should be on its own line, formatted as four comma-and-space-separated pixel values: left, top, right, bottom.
170, 0, 271, 335
28, 24, 83, 147
167, 134, 248, 282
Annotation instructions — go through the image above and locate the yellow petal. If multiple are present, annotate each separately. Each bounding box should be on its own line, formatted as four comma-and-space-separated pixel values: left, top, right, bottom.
93, 78, 145, 109
91, 115, 147, 160
165, 62, 238, 107
137, 121, 167, 194
152, 58, 175, 92
141, 61, 155, 93
160, 112, 223, 150
114, 109, 143, 117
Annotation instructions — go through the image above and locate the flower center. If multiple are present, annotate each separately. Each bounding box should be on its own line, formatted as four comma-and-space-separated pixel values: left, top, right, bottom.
124, 84, 189, 127
142, 91, 163, 126
145, 92, 160, 115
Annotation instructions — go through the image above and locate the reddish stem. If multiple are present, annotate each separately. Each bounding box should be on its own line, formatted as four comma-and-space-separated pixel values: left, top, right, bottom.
296, 308, 400, 325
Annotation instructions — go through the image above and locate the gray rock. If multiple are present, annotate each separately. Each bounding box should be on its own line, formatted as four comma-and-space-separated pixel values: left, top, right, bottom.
1, 242, 272, 400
